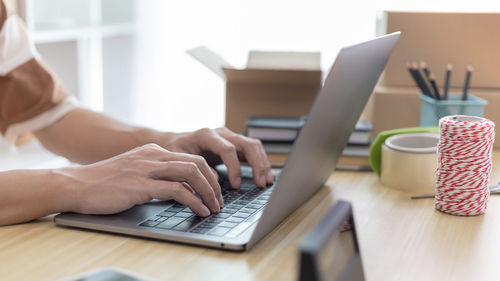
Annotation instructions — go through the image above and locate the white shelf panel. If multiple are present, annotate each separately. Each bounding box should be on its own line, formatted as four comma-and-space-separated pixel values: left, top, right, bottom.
32, 23, 136, 44
0, 141, 71, 171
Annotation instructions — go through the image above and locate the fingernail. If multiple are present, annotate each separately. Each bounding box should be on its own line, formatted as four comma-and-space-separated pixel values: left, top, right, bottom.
213, 198, 221, 212
233, 177, 241, 188
201, 205, 211, 217
259, 175, 266, 187
266, 170, 275, 183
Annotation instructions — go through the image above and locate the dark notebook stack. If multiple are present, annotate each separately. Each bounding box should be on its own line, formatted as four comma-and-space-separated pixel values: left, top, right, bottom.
246, 116, 372, 170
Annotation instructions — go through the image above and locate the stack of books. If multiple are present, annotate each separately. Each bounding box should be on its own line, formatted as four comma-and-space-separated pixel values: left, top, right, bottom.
246, 116, 372, 170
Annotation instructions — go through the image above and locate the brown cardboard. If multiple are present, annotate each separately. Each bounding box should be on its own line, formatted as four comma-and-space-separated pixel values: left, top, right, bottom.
378, 11, 500, 88
187, 47, 322, 133
373, 86, 500, 147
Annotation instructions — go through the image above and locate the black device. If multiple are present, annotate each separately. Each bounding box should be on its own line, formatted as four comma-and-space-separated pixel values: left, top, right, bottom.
299, 200, 365, 281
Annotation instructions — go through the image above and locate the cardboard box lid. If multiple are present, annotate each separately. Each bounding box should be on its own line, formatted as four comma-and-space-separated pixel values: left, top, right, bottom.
187, 46, 321, 84
379, 11, 500, 88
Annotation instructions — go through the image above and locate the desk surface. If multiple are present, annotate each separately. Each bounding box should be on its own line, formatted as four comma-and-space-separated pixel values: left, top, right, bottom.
3, 154, 500, 281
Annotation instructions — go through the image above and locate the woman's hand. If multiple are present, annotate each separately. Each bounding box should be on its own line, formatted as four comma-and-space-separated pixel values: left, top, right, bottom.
57, 143, 223, 217
161, 127, 275, 189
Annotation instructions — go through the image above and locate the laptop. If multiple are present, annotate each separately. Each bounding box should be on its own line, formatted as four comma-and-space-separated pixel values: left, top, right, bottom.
54, 32, 400, 251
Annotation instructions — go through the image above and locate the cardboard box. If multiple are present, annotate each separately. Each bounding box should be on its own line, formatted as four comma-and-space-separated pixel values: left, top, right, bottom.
372, 86, 500, 147
188, 47, 322, 133
377, 11, 500, 88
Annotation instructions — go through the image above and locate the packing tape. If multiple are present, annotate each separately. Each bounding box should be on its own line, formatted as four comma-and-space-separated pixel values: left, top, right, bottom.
380, 133, 439, 193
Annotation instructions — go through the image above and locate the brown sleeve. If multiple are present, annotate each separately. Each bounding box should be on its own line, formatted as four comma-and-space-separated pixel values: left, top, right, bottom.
0, 0, 70, 139
0, 1, 6, 31
0, 59, 69, 135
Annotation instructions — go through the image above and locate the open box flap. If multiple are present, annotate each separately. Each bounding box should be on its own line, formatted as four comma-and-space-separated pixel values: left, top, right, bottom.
186, 46, 234, 79
246, 51, 321, 71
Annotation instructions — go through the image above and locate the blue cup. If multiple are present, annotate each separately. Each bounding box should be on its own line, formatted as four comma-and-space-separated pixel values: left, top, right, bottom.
420, 93, 487, 127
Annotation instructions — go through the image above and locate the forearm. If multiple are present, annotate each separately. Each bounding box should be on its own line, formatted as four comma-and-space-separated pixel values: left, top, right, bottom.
0, 169, 74, 225
34, 108, 174, 164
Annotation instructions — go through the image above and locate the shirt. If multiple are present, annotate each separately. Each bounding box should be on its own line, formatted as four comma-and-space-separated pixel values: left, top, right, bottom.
0, 0, 76, 146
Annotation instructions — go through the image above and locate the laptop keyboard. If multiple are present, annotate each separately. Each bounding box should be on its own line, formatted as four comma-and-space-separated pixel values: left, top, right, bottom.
138, 177, 274, 238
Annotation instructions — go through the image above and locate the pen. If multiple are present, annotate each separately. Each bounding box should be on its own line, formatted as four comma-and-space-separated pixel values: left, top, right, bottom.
406, 62, 432, 98
412, 62, 435, 98
429, 73, 441, 100
443, 64, 452, 100
462, 65, 473, 101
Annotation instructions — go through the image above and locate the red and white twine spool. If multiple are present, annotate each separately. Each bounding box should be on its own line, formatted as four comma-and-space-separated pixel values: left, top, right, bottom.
435, 115, 495, 216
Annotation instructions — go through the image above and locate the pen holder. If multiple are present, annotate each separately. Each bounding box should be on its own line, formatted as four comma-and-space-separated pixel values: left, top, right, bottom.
420, 93, 487, 126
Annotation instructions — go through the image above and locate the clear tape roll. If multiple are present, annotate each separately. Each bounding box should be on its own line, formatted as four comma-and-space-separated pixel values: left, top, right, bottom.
381, 133, 439, 193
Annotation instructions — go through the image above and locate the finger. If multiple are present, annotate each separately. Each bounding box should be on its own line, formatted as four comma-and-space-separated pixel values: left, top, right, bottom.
210, 167, 220, 182
196, 129, 242, 189
175, 154, 223, 207
147, 180, 211, 217
217, 128, 275, 187
138, 147, 224, 207
149, 161, 221, 213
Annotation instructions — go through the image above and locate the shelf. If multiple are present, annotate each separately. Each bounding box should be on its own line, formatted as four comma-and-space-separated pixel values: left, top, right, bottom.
0, 141, 70, 171
32, 23, 136, 44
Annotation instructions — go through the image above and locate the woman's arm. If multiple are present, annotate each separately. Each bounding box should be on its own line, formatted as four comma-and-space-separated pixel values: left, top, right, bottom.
0, 168, 73, 225
0, 144, 225, 226
34, 108, 166, 164
34, 108, 275, 189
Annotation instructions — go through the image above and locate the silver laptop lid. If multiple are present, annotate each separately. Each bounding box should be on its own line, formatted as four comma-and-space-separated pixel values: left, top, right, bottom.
248, 32, 400, 248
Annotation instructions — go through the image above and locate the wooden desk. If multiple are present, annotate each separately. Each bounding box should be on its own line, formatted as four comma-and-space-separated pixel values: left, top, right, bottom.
2, 154, 500, 281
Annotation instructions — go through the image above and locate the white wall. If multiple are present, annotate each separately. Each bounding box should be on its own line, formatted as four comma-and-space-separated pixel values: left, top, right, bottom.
130, 0, 500, 133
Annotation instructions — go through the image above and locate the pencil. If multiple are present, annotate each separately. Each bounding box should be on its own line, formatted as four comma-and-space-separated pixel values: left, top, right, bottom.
429, 73, 441, 100
420, 61, 440, 98
412, 62, 435, 98
443, 64, 452, 100
406, 62, 432, 98
462, 65, 473, 101
420, 61, 431, 79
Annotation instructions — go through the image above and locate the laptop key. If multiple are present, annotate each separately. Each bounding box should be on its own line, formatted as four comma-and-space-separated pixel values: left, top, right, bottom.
226, 217, 245, 223
157, 217, 168, 222
234, 199, 251, 205
174, 212, 192, 218
186, 216, 205, 223
229, 203, 245, 209
158, 211, 176, 217
173, 221, 195, 232
139, 220, 160, 227
213, 213, 231, 219
200, 222, 219, 228
245, 204, 262, 209
218, 222, 238, 228
206, 217, 225, 223
190, 227, 211, 234
220, 208, 238, 214
239, 208, 257, 214
167, 206, 184, 212
233, 212, 251, 218
208, 227, 231, 236
156, 217, 185, 229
